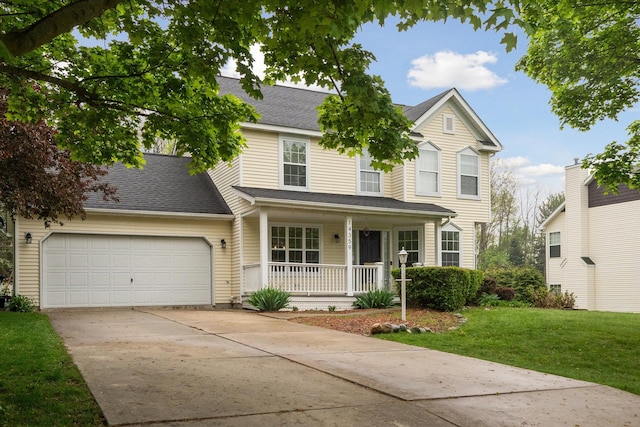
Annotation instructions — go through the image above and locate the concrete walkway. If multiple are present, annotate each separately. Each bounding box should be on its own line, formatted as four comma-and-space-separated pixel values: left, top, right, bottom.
48, 309, 640, 426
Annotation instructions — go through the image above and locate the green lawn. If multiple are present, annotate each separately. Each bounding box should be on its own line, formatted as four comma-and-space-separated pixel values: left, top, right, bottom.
378, 307, 640, 395
0, 312, 105, 426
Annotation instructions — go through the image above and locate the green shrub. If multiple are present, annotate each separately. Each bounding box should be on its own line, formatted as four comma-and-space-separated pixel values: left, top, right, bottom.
353, 289, 396, 309
467, 269, 484, 305
529, 287, 576, 309
478, 292, 500, 306
495, 286, 515, 301
392, 266, 471, 312
484, 266, 545, 303
8, 294, 34, 312
475, 276, 497, 302
247, 287, 291, 311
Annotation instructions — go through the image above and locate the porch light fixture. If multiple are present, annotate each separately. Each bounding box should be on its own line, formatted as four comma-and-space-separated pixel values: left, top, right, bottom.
398, 247, 408, 322
334, 233, 340, 243
220, 239, 226, 249
25, 232, 33, 244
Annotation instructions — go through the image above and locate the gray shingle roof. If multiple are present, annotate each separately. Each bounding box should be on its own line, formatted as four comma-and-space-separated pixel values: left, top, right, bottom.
233, 186, 456, 217
217, 76, 450, 132
85, 154, 232, 215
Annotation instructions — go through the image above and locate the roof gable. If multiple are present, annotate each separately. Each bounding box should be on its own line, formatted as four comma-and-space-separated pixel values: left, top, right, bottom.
217, 77, 501, 153
84, 154, 232, 215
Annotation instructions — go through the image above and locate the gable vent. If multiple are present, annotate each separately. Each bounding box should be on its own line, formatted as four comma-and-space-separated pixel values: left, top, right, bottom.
443, 113, 455, 134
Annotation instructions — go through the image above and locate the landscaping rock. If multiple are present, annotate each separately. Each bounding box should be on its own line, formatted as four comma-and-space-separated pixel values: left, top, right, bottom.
399, 324, 407, 332
391, 324, 400, 333
410, 326, 422, 334
370, 322, 393, 335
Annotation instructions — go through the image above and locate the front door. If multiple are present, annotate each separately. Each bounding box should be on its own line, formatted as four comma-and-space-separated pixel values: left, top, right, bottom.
359, 230, 381, 264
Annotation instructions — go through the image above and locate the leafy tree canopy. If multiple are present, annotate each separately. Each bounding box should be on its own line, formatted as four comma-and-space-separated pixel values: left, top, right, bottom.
0, 0, 522, 173
514, 1, 640, 191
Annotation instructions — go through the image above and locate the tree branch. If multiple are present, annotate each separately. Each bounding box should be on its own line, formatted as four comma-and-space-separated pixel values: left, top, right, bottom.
0, 0, 126, 57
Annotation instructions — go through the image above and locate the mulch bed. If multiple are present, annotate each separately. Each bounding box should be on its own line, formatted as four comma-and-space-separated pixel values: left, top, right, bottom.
287, 308, 461, 336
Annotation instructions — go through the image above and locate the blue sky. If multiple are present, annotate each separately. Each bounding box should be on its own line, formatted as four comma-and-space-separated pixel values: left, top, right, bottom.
223, 18, 635, 197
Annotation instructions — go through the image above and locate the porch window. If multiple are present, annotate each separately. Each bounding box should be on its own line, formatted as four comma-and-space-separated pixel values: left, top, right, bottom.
397, 230, 419, 265
549, 232, 561, 258
358, 149, 382, 195
441, 224, 461, 266
416, 142, 440, 196
281, 136, 309, 190
458, 148, 480, 198
271, 226, 320, 263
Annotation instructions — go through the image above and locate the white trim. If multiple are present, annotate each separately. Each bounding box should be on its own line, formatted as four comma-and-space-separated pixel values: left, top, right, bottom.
457, 147, 481, 200
85, 208, 233, 220
538, 202, 566, 231
416, 141, 441, 197
395, 226, 424, 266
357, 149, 384, 196
279, 134, 310, 191
240, 121, 323, 138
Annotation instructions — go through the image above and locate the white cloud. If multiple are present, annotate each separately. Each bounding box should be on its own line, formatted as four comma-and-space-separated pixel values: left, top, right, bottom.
519, 163, 565, 177
407, 50, 508, 91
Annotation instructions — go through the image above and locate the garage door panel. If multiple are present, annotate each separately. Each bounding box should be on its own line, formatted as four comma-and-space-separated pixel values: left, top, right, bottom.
43, 234, 212, 308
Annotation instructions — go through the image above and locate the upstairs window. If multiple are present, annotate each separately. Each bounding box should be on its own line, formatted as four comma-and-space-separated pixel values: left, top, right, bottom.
416, 142, 440, 196
358, 149, 382, 195
458, 148, 480, 198
281, 136, 309, 190
549, 232, 561, 258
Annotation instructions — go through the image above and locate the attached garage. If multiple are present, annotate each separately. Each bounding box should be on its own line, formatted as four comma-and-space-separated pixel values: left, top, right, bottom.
42, 234, 213, 308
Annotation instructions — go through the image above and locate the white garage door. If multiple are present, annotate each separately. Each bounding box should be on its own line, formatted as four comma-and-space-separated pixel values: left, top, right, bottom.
42, 234, 212, 308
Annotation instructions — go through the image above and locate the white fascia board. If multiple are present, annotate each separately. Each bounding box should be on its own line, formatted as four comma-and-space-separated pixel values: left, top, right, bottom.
411, 89, 503, 151
239, 196, 457, 219
85, 208, 234, 220
537, 202, 566, 231
240, 122, 323, 138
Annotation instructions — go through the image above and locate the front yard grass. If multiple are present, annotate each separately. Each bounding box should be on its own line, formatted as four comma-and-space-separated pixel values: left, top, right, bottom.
0, 312, 105, 426
377, 307, 640, 396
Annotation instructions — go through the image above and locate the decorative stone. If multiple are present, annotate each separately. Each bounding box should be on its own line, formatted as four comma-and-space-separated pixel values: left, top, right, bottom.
454, 313, 464, 318
391, 324, 400, 333
448, 326, 459, 331
410, 326, 422, 334
370, 322, 393, 335
399, 324, 407, 332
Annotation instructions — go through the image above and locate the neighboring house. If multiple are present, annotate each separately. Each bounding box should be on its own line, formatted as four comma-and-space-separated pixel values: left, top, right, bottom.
14, 77, 502, 310
539, 161, 640, 313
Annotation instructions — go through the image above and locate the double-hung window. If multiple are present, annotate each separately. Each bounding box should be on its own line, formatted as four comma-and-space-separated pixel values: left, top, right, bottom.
441, 223, 461, 266
271, 226, 320, 264
416, 143, 440, 196
281, 136, 309, 190
458, 148, 480, 198
549, 232, 561, 258
397, 229, 420, 265
358, 149, 382, 195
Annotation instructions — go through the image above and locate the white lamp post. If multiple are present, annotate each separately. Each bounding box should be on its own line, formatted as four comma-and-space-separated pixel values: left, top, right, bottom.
398, 247, 408, 322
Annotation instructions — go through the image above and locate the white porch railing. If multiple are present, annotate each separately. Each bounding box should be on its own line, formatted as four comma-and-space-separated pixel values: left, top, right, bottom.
242, 262, 384, 295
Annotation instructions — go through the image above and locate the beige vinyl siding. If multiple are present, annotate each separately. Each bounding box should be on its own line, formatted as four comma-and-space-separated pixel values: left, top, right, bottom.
589, 202, 640, 312
309, 139, 358, 194
16, 213, 232, 307
209, 156, 241, 214
390, 164, 406, 200
242, 216, 261, 265
240, 129, 280, 189
322, 224, 345, 265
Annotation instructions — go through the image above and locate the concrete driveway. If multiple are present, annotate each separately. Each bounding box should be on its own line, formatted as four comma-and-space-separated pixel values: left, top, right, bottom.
48, 309, 640, 426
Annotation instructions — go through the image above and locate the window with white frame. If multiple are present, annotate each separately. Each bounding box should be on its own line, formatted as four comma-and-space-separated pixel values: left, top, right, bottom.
416, 142, 440, 196
549, 284, 561, 295
549, 232, 561, 258
271, 226, 320, 264
397, 229, 420, 265
441, 223, 461, 266
358, 149, 382, 195
458, 148, 480, 198
281, 136, 308, 189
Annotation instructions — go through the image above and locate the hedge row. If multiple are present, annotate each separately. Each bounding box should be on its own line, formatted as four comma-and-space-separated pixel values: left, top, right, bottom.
391, 266, 483, 312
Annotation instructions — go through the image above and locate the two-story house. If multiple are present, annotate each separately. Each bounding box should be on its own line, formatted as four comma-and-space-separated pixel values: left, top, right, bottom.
539, 161, 640, 313
12, 77, 502, 309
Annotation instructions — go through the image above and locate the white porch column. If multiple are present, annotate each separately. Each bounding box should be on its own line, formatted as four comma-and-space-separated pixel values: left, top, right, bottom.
435, 221, 442, 266
345, 216, 353, 296
259, 208, 269, 289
